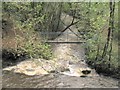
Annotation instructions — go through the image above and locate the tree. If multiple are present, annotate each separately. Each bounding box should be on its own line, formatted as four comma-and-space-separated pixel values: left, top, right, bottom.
101, 1, 115, 66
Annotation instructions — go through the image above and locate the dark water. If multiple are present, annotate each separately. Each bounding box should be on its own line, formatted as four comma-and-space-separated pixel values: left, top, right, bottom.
3, 71, 60, 88
2, 70, 119, 88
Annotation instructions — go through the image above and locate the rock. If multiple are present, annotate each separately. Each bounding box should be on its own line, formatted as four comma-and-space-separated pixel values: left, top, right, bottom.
39, 60, 56, 72
3, 59, 49, 76
61, 71, 83, 77
57, 83, 64, 86
35, 66, 49, 75
3, 66, 16, 71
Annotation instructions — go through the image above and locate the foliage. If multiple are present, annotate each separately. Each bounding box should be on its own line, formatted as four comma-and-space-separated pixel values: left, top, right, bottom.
2, 2, 55, 60
77, 2, 118, 74
2, 2, 118, 76
62, 2, 118, 75
14, 31, 52, 60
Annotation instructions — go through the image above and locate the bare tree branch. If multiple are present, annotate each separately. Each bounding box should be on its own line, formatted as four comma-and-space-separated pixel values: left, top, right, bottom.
57, 20, 79, 36
61, 20, 81, 39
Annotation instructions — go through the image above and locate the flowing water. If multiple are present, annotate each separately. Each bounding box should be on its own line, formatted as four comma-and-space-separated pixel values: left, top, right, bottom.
2, 13, 119, 88
2, 70, 119, 88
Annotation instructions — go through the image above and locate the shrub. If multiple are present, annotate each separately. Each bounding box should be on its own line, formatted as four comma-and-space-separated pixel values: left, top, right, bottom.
15, 31, 52, 60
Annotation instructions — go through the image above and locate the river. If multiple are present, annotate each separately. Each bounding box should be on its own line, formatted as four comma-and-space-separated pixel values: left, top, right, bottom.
2, 13, 119, 88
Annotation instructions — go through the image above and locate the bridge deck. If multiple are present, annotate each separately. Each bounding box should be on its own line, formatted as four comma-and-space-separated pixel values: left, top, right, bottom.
42, 41, 86, 43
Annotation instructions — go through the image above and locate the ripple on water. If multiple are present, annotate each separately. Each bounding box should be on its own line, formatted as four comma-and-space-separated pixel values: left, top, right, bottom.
3, 71, 61, 88
3, 69, 119, 88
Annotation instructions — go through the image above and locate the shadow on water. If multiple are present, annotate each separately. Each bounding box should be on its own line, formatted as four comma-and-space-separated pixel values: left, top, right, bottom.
2, 70, 119, 88
2, 70, 61, 88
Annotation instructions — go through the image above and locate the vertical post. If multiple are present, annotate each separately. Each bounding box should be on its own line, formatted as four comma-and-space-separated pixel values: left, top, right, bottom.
0, 1, 2, 89
108, 1, 115, 68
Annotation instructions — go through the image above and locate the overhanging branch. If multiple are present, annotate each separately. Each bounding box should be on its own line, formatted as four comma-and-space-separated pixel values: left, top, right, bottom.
58, 20, 79, 36
61, 21, 81, 39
